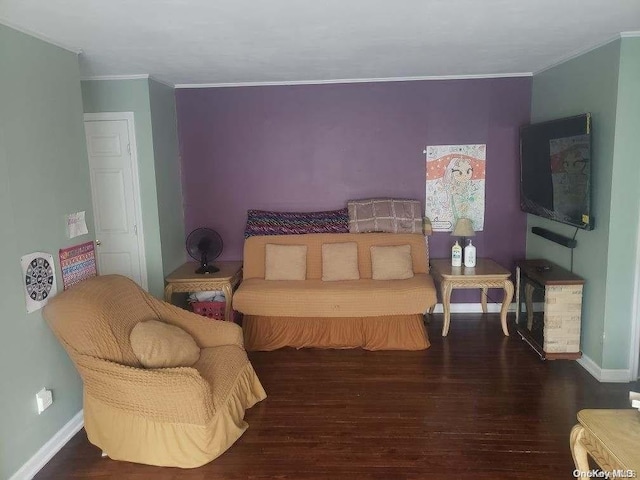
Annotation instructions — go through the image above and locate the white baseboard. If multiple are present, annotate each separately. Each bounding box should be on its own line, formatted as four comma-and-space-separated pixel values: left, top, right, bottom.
577, 355, 632, 383
430, 302, 516, 314
9, 410, 84, 480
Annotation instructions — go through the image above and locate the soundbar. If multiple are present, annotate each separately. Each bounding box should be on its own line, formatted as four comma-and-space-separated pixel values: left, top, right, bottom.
531, 227, 577, 248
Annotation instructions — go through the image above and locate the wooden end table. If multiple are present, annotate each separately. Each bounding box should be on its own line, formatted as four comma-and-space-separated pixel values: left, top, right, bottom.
429, 258, 514, 337
164, 261, 243, 322
571, 409, 640, 476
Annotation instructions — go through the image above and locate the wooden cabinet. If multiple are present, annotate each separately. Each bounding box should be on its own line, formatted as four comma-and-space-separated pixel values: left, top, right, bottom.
515, 259, 584, 360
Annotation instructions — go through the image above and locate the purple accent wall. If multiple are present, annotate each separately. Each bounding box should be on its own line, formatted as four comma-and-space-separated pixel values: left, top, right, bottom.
176, 77, 531, 302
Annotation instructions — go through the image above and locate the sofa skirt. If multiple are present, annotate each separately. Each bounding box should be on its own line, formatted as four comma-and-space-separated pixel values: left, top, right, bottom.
243, 314, 430, 351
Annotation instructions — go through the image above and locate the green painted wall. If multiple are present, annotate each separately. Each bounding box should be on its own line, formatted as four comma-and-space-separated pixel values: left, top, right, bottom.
81, 79, 165, 297
149, 79, 186, 276
602, 37, 640, 369
528, 40, 621, 367
529, 37, 640, 372
0, 24, 92, 479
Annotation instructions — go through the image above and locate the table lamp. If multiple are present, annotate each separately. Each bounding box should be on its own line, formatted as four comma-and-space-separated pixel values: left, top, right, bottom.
451, 218, 475, 245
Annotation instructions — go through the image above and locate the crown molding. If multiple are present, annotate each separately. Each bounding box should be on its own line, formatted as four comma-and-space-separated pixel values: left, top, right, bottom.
532, 32, 639, 75
0, 18, 82, 54
80, 74, 150, 81
149, 75, 175, 88
174, 72, 532, 89
80, 74, 175, 88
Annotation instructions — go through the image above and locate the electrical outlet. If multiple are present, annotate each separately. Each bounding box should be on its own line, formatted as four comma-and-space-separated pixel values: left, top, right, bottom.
36, 388, 53, 414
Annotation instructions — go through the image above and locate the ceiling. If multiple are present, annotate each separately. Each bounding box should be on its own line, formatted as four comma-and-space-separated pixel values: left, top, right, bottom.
1, 0, 639, 87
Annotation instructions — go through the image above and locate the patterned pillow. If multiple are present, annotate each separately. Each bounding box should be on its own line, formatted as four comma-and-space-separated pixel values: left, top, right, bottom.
348, 198, 422, 234
245, 208, 349, 238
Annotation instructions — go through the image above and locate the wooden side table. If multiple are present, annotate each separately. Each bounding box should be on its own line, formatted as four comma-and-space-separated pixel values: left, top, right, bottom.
429, 258, 514, 337
571, 409, 640, 476
164, 261, 243, 322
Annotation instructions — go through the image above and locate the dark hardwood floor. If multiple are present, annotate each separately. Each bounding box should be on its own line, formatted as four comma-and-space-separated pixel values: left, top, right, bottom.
36, 314, 638, 479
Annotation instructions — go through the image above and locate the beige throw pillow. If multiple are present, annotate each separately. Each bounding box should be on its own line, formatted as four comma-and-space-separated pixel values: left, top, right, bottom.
322, 242, 360, 281
370, 245, 414, 280
130, 320, 200, 368
265, 244, 307, 280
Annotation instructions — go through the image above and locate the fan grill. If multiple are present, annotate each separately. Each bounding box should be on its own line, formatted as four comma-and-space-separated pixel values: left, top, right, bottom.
186, 228, 223, 274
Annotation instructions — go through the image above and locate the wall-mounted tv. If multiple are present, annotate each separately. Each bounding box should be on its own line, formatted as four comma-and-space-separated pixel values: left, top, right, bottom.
520, 113, 593, 230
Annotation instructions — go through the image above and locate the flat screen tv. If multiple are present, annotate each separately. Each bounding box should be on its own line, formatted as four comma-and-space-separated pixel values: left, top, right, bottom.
520, 113, 593, 230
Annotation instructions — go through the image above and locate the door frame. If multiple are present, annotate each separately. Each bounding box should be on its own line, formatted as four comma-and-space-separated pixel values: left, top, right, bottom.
629, 207, 640, 380
83, 112, 148, 290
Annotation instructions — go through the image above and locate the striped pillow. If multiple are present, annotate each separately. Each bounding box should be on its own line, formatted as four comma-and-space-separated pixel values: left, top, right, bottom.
245, 208, 349, 238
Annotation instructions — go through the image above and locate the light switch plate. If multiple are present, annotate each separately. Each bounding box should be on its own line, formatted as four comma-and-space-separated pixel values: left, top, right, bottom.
36, 388, 53, 414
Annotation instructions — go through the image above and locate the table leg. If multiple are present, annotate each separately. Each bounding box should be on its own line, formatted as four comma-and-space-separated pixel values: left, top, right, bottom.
222, 283, 233, 322
481, 287, 488, 314
164, 284, 173, 303
500, 280, 514, 336
570, 425, 590, 473
441, 281, 453, 336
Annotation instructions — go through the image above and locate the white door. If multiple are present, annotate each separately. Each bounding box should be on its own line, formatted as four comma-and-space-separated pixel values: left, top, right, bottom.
84, 114, 147, 289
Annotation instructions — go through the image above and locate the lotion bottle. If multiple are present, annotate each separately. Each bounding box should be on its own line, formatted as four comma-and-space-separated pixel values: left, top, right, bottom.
464, 240, 476, 268
451, 241, 462, 267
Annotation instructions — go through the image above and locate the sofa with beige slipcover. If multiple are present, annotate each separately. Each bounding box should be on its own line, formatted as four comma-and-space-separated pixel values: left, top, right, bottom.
233, 232, 437, 351
43, 275, 266, 468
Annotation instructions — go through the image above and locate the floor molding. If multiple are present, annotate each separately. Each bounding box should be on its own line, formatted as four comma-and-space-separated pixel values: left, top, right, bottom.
430, 302, 516, 314
9, 410, 84, 480
577, 355, 631, 383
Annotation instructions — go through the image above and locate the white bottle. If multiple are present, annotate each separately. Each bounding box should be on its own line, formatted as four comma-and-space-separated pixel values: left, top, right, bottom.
451, 241, 462, 267
464, 240, 476, 268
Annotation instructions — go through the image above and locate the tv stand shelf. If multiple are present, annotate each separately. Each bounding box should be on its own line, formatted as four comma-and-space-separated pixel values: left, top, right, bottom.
515, 259, 584, 360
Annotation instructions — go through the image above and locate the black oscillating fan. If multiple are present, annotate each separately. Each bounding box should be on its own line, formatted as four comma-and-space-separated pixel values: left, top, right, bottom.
186, 228, 223, 274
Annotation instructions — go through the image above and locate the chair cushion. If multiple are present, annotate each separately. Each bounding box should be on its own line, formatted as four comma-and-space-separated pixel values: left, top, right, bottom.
370, 245, 414, 280
322, 242, 360, 281
130, 320, 200, 368
265, 244, 307, 280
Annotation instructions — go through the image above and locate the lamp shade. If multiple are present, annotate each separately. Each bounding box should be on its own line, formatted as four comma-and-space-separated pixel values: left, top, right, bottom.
451, 218, 475, 237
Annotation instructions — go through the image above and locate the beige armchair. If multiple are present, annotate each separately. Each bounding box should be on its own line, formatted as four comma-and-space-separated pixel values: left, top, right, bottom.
43, 275, 266, 468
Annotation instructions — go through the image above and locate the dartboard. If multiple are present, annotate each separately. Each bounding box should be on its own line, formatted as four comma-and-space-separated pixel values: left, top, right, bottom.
25, 257, 55, 302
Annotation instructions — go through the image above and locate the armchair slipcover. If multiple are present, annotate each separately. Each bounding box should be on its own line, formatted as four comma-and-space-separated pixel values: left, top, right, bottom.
43, 275, 266, 468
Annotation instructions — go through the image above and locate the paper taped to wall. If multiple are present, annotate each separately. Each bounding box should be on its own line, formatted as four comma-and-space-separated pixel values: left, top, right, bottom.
66, 211, 88, 239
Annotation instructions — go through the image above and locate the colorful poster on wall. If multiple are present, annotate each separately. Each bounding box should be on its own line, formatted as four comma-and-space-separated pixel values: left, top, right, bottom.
20, 252, 57, 313
424, 144, 486, 232
59, 241, 97, 290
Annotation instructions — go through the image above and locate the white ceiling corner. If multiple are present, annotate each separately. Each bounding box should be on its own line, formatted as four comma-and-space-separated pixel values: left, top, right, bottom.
1, 0, 639, 87
0, 16, 83, 54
